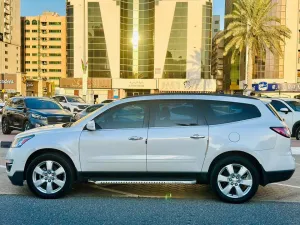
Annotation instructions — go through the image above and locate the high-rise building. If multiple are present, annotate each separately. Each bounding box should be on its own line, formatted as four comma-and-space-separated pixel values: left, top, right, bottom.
212, 31, 224, 91
21, 12, 67, 88
64, 0, 215, 103
0, 0, 21, 99
224, 0, 299, 96
212, 15, 220, 37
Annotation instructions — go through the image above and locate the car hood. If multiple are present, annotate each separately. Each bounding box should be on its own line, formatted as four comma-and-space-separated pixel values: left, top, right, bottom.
15, 124, 66, 139
29, 109, 72, 116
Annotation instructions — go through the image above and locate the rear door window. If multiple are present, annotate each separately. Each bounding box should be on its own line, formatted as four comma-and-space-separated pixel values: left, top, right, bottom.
204, 100, 261, 125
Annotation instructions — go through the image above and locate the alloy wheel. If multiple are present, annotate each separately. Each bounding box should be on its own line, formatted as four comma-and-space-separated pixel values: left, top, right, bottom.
32, 160, 66, 194
2, 119, 8, 132
24, 122, 31, 131
217, 164, 253, 199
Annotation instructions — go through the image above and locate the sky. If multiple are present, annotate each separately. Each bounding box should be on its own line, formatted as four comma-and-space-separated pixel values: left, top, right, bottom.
22, 0, 225, 29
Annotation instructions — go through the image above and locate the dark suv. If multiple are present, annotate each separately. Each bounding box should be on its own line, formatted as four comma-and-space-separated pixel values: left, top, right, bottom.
1, 97, 72, 134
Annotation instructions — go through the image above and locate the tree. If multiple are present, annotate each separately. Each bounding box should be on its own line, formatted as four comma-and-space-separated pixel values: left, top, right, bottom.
218, 0, 291, 90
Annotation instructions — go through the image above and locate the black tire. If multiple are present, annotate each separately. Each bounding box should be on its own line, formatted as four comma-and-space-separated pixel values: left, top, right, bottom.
295, 126, 300, 140
210, 156, 259, 204
23, 121, 32, 131
2, 117, 12, 134
26, 153, 75, 199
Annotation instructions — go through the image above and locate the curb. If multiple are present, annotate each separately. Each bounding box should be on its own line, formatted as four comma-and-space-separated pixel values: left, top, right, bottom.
291, 147, 300, 155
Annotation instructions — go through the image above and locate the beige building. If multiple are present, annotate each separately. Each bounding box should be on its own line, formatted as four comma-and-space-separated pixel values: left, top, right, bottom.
21, 12, 66, 91
0, 0, 21, 99
212, 31, 223, 91
224, 0, 300, 96
64, 0, 215, 103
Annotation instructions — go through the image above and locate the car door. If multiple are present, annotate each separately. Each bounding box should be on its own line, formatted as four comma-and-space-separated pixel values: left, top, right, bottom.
147, 100, 208, 172
12, 98, 26, 129
270, 100, 293, 130
79, 101, 149, 172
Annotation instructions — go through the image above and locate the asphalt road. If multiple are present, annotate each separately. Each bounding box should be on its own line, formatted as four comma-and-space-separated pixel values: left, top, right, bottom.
0, 196, 300, 225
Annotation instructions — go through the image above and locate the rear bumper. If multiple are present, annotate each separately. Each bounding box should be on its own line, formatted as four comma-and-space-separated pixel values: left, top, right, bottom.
261, 169, 295, 186
8, 171, 24, 186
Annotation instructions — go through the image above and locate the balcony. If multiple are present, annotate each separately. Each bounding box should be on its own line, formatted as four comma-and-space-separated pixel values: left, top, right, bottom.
4, 16, 11, 25
4, 7, 11, 15
4, 26, 11, 34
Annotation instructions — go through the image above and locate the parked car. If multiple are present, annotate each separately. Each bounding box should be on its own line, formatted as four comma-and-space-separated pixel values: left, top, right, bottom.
73, 104, 104, 121
6, 94, 295, 203
1, 97, 72, 134
269, 98, 300, 139
101, 99, 116, 105
53, 95, 90, 114
0, 99, 5, 114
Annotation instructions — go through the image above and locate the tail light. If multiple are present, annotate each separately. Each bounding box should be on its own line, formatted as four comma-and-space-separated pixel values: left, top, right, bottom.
270, 127, 291, 138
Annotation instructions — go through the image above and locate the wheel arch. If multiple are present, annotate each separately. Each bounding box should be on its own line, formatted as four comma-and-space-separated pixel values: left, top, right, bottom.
292, 121, 300, 137
207, 151, 265, 185
24, 148, 78, 181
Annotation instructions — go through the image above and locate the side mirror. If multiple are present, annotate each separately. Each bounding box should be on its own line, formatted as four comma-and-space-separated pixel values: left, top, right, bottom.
280, 108, 289, 114
86, 120, 96, 131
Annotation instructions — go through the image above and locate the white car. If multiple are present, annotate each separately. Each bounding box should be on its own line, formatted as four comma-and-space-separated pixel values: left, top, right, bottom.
269, 98, 300, 140
6, 94, 295, 203
53, 95, 90, 114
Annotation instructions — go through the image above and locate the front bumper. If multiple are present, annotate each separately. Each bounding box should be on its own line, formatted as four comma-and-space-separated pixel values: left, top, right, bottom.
261, 169, 295, 186
8, 171, 24, 186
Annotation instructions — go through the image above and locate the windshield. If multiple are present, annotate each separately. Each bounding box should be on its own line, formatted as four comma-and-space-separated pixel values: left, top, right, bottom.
25, 99, 63, 110
285, 101, 300, 112
66, 96, 85, 103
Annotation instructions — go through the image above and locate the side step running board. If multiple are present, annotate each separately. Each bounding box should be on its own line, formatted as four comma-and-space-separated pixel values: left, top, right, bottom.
92, 180, 197, 185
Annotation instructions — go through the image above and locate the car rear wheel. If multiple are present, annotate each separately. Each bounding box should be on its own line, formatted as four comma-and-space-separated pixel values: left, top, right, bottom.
2, 118, 12, 134
210, 156, 259, 204
295, 126, 300, 140
26, 153, 74, 199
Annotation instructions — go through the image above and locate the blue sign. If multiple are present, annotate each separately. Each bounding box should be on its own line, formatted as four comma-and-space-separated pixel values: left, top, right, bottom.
252, 82, 279, 91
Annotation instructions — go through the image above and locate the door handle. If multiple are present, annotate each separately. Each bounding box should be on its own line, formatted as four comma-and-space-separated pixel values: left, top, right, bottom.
129, 136, 143, 141
190, 134, 205, 139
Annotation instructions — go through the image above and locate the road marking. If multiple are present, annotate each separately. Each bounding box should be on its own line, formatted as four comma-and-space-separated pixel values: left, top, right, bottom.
296, 163, 300, 166
0, 165, 6, 169
273, 183, 300, 189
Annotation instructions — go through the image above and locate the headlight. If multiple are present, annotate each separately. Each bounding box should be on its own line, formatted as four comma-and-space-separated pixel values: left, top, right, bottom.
32, 113, 47, 121
11, 135, 35, 148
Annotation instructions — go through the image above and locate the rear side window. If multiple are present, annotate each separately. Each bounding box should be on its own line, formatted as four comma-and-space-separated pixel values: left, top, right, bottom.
204, 100, 261, 125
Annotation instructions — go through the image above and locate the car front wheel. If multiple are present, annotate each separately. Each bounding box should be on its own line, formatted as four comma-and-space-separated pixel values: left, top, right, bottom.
2, 118, 12, 134
210, 156, 259, 204
26, 153, 74, 199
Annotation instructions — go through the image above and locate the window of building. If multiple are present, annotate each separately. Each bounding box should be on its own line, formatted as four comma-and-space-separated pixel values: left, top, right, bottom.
41, 22, 47, 26
204, 101, 261, 125
49, 61, 61, 64
5, 58, 8, 62
215, 21, 219, 24
49, 46, 61, 49
49, 69, 62, 72
42, 30, 47, 34
214, 29, 219, 32
25, 30, 30, 33
25, 53, 30, 56
42, 53, 47, 57
32, 53, 38, 56
32, 61, 38, 64
5, 66, 8, 69
32, 69, 38, 72
49, 22, 61, 25
25, 20, 30, 25
5, 51, 8, 54
42, 46, 47, 49
42, 69, 47, 73
32, 37, 37, 41
25, 69, 30, 72
32, 30, 38, 33
25, 61, 30, 64
49, 38, 61, 41
32, 20, 38, 25
25, 38, 30, 40
25, 45, 30, 48
32, 45, 37, 48
42, 38, 47, 41
42, 61, 47, 65
5, 44, 8, 47
49, 30, 61, 33
94, 103, 147, 129
49, 53, 61, 57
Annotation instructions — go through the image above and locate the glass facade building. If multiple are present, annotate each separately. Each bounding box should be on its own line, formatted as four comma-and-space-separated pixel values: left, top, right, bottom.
66, 2, 74, 77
